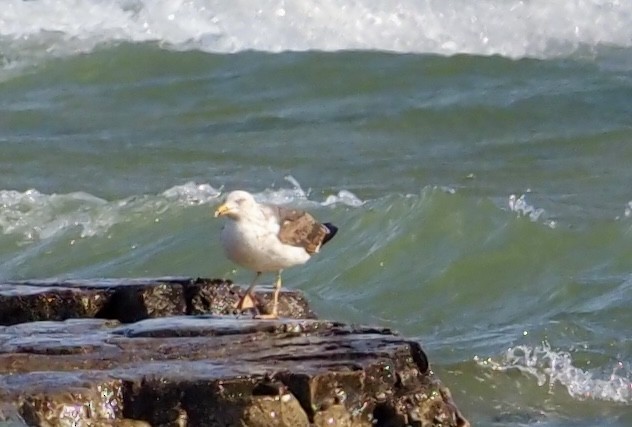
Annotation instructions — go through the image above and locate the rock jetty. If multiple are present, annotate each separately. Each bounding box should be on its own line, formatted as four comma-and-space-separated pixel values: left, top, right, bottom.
0, 277, 469, 427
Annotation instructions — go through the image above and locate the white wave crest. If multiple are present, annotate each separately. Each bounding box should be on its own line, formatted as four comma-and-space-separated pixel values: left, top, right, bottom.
476, 342, 632, 403
161, 182, 221, 205
508, 194, 556, 228
509, 194, 545, 221
0, 182, 222, 243
1, 0, 632, 61
0, 189, 114, 241
256, 175, 311, 205
0, 179, 361, 243
322, 190, 365, 208
255, 175, 365, 208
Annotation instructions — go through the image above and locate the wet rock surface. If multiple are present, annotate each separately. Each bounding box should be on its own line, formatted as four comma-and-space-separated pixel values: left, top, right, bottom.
0, 277, 314, 325
0, 278, 468, 427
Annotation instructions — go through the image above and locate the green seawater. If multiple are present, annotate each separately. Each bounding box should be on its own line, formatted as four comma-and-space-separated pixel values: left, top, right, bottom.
1, 45, 632, 426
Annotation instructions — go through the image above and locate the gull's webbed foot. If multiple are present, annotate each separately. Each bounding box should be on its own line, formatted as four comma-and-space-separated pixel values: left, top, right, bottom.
254, 294, 279, 319
254, 310, 279, 320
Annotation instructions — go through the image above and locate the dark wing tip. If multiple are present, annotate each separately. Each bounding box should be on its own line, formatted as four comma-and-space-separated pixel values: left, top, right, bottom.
321, 222, 338, 245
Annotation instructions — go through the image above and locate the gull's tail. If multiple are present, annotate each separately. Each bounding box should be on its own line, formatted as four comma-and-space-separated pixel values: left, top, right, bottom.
322, 223, 338, 245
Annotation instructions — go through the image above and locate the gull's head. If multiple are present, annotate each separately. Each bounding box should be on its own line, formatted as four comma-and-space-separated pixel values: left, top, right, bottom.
214, 190, 257, 220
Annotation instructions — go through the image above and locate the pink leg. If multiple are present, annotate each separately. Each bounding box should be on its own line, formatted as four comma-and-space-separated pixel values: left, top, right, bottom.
255, 270, 282, 319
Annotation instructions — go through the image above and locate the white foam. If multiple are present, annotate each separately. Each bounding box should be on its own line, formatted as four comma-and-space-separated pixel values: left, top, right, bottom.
322, 190, 365, 208
253, 175, 365, 208
1, 0, 632, 61
0, 183, 222, 243
476, 342, 632, 403
508, 194, 556, 228
0, 179, 361, 243
257, 175, 311, 206
161, 182, 222, 205
0, 189, 114, 241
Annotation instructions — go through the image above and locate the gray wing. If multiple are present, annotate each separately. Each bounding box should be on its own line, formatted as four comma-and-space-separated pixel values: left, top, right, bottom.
270, 206, 331, 254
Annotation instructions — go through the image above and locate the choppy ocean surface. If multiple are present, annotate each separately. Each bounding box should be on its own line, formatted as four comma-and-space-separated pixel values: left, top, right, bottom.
2, 1, 632, 425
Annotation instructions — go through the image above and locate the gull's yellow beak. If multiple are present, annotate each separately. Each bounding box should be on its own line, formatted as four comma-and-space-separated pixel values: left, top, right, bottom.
214, 203, 230, 218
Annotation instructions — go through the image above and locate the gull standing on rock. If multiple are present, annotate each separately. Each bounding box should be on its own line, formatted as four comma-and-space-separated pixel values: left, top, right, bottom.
214, 190, 338, 319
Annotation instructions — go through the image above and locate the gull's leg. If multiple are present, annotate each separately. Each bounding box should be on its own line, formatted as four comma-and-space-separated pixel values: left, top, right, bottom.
256, 270, 282, 319
234, 271, 261, 311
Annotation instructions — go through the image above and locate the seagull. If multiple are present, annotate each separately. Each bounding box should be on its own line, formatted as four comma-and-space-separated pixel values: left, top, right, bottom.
214, 190, 338, 319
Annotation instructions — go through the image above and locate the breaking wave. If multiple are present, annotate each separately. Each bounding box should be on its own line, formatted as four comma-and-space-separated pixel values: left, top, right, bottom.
476, 342, 632, 403
1, 0, 632, 65
0, 178, 364, 243
508, 193, 557, 229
